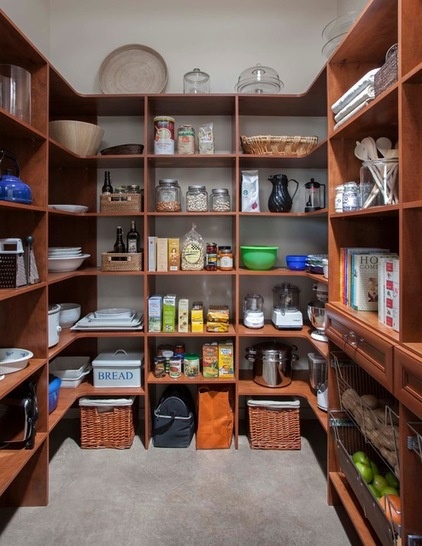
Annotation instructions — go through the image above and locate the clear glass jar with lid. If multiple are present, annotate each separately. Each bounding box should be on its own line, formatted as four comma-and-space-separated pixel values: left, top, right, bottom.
210, 188, 231, 212
183, 68, 210, 94
186, 185, 208, 212
155, 179, 181, 212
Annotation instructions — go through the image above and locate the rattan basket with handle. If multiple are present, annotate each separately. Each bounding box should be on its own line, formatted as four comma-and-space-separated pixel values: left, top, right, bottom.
241, 135, 318, 156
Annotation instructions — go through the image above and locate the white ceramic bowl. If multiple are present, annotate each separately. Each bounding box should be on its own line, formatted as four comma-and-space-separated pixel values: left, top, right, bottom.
0, 348, 33, 375
49, 120, 104, 156
48, 254, 90, 273
58, 303, 82, 328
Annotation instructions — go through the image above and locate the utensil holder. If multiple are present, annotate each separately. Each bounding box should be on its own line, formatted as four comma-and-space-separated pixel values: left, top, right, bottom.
360, 158, 399, 208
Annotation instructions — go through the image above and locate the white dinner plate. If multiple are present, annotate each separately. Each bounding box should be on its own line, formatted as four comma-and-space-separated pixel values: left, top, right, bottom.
48, 205, 89, 213
94, 308, 134, 319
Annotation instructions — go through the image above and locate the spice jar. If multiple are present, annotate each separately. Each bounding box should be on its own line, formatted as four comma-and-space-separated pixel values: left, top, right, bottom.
186, 185, 208, 212
155, 179, 181, 212
219, 246, 233, 270
342, 181, 359, 212
210, 188, 231, 212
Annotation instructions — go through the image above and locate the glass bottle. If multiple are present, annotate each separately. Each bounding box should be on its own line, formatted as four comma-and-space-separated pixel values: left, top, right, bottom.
155, 179, 181, 212
113, 226, 126, 253
102, 170, 113, 194
127, 220, 140, 253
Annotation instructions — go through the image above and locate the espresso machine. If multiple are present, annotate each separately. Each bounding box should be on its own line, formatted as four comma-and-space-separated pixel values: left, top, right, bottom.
271, 282, 303, 329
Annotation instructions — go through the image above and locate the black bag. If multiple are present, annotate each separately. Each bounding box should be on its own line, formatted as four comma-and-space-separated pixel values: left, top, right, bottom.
153, 385, 195, 448
0, 381, 38, 449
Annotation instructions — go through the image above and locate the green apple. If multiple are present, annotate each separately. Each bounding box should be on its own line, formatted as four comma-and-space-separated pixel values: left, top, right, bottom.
355, 461, 374, 483
368, 484, 381, 498
372, 474, 388, 493
352, 450, 371, 466
385, 471, 400, 490
380, 486, 399, 497
370, 461, 380, 477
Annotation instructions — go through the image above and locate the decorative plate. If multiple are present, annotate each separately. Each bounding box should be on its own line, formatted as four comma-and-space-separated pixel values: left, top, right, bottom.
48, 204, 89, 213
99, 44, 168, 94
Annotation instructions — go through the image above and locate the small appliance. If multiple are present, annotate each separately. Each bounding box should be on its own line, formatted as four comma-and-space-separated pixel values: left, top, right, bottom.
304, 178, 326, 212
243, 293, 264, 329
307, 300, 328, 342
308, 352, 328, 411
271, 282, 303, 330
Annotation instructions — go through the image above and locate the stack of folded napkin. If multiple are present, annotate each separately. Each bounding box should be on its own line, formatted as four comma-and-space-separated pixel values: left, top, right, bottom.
332, 68, 380, 130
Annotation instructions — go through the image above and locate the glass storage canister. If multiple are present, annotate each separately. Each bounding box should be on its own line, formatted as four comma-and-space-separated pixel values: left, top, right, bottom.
210, 188, 231, 212
342, 181, 359, 212
186, 185, 208, 212
359, 158, 399, 208
155, 179, 181, 212
183, 68, 210, 94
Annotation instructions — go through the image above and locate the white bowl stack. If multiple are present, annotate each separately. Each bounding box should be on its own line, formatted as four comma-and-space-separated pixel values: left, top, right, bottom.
48, 247, 90, 272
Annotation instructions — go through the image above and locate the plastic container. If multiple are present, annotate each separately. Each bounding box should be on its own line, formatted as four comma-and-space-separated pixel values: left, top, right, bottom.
49, 375, 62, 413
210, 188, 231, 212
155, 179, 181, 212
186, 185, 208, 212
0, 64, 31, 123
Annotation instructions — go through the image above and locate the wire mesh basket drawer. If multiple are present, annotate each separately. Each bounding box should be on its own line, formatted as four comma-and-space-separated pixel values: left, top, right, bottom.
247, 399, 301, 450
79, 397, 136, 449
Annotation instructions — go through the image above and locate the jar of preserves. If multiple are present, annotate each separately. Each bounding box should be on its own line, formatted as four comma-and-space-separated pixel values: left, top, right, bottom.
342, 181, 359, 212
186, 185, 208, 212
219, 246, 233, 270
210, 188, 231, 212
205, 242, 218, 271
155, 179, 181, 212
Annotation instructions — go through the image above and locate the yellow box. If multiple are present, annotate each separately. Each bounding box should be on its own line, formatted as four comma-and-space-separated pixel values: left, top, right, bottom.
168, 238, 180, 271
191, 301, 203, 332
218, 341, 234, 378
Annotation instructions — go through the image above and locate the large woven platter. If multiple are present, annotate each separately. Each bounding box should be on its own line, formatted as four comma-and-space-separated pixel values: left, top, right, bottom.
240, 135, 318, 156
99, 44, 168, 94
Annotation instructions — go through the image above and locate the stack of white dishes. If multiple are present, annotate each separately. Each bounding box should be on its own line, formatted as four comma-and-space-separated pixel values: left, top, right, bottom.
71, 308, 144, 331
48, 247, 90, 272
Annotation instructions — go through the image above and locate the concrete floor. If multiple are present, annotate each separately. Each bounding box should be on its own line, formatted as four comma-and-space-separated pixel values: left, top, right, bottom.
0, 418, 362, 546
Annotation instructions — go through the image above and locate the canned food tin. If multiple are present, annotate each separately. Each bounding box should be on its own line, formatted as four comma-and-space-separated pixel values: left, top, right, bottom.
154, 116, 175, 155
184, 353, 200, 377
153, 356, 166, 378
169, 355, 183, 378
177, 125, 195, 155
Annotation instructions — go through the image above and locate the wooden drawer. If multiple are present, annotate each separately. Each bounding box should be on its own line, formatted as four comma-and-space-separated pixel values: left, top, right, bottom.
394, 346, 422, 419
326, 305, 394, 391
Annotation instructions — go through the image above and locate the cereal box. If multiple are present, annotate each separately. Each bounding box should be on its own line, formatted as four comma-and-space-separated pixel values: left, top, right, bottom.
218, 341, 234, 378
162, 294, 176, 332
148, 295, 162, 332
178, 298, 189, 333
202, 342, 219, 378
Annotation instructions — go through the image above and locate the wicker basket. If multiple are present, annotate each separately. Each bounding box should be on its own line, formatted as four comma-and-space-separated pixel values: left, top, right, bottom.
100, 193, 143, 213
240, 135, 318, 156
101, 252, 143, 272
247, 399, 301, 450
374, 44, 398, 97
79, 397, 136, 449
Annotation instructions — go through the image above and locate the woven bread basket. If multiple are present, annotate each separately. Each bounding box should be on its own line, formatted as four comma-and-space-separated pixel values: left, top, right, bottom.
241, 135, 318, 156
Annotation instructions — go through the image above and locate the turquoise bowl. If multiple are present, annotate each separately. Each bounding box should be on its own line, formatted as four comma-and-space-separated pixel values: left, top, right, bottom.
240, 246, 278, 270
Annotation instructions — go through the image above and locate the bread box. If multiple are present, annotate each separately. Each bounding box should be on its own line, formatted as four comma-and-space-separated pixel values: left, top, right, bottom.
92, 349, 143, 388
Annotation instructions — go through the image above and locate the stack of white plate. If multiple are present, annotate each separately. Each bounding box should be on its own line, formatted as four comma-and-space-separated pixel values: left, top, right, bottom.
48, 247, 90, 272
71, 308, 144, 331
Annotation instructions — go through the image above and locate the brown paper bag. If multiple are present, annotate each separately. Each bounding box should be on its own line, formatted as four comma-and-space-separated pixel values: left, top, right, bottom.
196, 386, 233, 449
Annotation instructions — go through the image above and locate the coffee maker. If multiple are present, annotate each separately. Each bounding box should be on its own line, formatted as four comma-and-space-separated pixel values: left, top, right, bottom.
271, 283, 303, 329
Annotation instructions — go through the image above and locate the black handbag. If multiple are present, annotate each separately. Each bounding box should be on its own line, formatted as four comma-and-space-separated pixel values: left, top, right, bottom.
152, 385, 195, 448
0, 381, 38, 449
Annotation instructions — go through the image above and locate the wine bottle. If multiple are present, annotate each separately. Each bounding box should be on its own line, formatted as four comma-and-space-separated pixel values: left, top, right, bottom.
127, 220, 140, 253
102, 171, 113, 194
113, 226, 126, 253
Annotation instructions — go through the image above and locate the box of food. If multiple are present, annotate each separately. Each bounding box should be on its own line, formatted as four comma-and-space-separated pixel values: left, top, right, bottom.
206, 305, 230, 332
218, 341, 234, 378
178, 298, 189, 333
148, 236, 157, 271
202, 342, 219, 378
191, 301, 204, 332
168, 238, 180, 271
92, 350, 143, 387
162, 294, 176, 332
148, 295, 162, 332
156, 237, 168, 271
